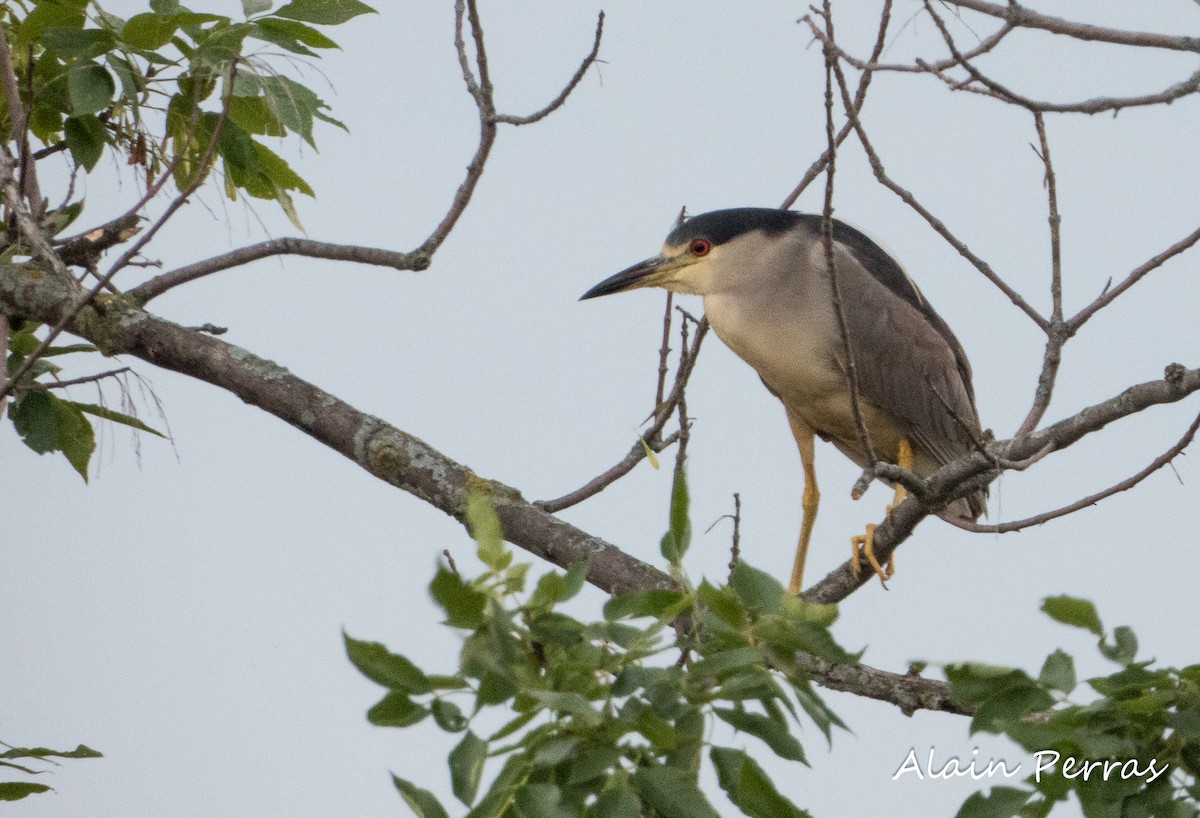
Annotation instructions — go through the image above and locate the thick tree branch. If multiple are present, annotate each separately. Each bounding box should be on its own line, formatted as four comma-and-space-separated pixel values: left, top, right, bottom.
937, 0, 1200, 53
954, 408, 1200, 534
0, 260, 971, 720
803, 363, 1200, 604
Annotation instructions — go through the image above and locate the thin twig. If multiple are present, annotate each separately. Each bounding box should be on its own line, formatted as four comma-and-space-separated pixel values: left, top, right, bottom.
131, 239, 432, 305
537, 318, 709, 513
812, 18, 1049, 331
820, 1, 875, 467
781, 0, 893, 209
654, 291, 674, 422
729, 493, 741, 581
38, 367, 133, 390
1069, 223, 1200, 332
1015, 112, 1065, 438
417, 0, 499, 258
816, 19, 1014, 74
492, 12, 604, 125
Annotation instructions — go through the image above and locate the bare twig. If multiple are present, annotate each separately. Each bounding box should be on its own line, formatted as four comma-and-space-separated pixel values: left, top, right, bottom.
781, 0, 892, 209
953, 410, 1200, 534
38, 367, 133, 390
820, 1, 876, 467
809, 17, 1049, 331
815, 19, 1014, 74
492, 12, 604, 125
915, 4, 1200, 115
131, 239, 432, 305
537, 317, 709, 513
415, 0, 499, 258
654, 292, 674, 422
1069, 223, 1200, 332
729, 493, 742, 581
1015, 112, 1066, 438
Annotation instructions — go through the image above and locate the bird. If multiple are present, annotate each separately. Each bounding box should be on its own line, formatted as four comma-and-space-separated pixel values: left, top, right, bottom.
581, 207, 985, 594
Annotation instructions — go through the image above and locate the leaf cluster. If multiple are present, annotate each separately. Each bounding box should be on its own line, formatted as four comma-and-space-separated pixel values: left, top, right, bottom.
346, 491, 857, 818
953, 596, 1200, 818
0, 742, 101, 802
1, 0, 374, 228
5, 320, 164, 481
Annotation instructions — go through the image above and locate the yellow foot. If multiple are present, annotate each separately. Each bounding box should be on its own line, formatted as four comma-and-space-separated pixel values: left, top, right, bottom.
851, 523, 894, 585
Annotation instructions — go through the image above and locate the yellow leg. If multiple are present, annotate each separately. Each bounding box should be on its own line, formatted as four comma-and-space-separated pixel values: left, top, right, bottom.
850, 438, 913, 584
786, 413, 819, 596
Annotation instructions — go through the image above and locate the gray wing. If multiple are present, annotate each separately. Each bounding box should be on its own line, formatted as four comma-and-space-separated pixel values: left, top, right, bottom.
833, 237, 982, 473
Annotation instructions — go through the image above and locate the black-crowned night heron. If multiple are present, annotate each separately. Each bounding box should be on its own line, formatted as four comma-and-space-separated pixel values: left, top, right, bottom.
582, 208, 985, 594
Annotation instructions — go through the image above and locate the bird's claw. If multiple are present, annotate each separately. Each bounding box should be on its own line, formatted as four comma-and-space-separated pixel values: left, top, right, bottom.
851, 523, 894, 586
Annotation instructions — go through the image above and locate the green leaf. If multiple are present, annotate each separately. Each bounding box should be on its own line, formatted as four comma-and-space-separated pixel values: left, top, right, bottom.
343, 633, 431, 693
691, 646, 765, 680
122, 12, 179, 49
566, 746, 619, 786
531, 737, 578, 768
467, 493, 508, 569
253, 75, 324, 147
970, 684, 1055, 736
710, 747, 811, 818
449, 731, 488, 807
17, 3, 86, 44
954, 786, 1032, 818
0, 745, 101, 760
64, 115, 107, 170
730, 563, 785, 615
713, 707, 807, 764
429, 567, 486, 629
41, 27, 117, 58
1038, 649, 1076, 694
632, 766, 721, 818
513, 783, 571, 818
561, 560, 589, 601
255, 17, 339, 48
12, 392, 94, 481
603, 589, 687, 621
659, 463, 691, 564
274, 0, 377, 25
243, 0, 273, 15
528, 690, 601, 727
0, 782, 52, 801
229, 95, 286, 137
588, 784, 640, 818
1041, 596, 1103, 637
1100, 626, 1138, 666
67, 62, 116, 115
392, 775, 451, 818
367, 691, 429, 727
70, 402, 166, 438
431, 699, 468, 732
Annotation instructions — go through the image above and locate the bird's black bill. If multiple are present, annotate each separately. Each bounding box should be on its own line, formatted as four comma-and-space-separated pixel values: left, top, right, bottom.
580, 256, 667, 300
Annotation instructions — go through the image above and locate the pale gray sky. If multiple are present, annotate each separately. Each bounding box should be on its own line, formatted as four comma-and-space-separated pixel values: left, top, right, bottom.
4, 2, 1199, 816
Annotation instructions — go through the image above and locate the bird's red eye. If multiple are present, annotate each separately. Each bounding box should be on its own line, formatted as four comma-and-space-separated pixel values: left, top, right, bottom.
689, 238, 711, 257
